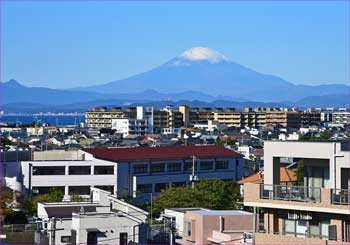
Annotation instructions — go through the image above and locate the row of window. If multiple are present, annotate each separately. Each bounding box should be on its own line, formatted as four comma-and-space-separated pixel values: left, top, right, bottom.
33, 185, 114, 195
32, 166, 114, 175
137, 182, 187, 194
132, 160, 230, 174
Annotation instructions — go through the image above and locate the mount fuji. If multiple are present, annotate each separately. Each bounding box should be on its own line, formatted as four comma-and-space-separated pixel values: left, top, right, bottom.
73, 47, 349, 102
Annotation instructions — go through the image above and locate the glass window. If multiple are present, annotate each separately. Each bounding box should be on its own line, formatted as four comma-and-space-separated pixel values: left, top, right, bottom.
172, 182, 186, 188
95, 185, 114, 193
61, 236, 71, 243
155, 183, 168, 192
185, 221, 192, 236
200, 161, 213, 170
32, 186, 64, 195
137, 184, 153, 193
33, 166, 65, 175
132, 164, 148, 174
151, 163, 165, 173
321, 221, 330, 239
69, 166, 91, 175
285, 220, 296, 235
216, 160, 229, 170
69, 186, 90, 195
184, 162, 197, 172
168, 162, 182, 172
94, 166, 114, 175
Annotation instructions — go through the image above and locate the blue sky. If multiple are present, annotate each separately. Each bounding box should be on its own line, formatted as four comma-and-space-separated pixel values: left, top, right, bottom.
1, 1, 349, 88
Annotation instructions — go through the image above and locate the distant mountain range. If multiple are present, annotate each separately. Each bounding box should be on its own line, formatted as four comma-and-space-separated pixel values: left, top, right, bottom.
1, 47, 349, 113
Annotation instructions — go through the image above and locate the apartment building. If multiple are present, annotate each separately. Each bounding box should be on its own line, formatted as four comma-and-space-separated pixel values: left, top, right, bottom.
332, 108, 350, 127
301, 108, 321, 127
257, 108, 301, 128
85, 107, 134, 128
2, 146, 244, 201
111, 118, 150, 137
243, 140, 350, 244
36, 187, 148, 245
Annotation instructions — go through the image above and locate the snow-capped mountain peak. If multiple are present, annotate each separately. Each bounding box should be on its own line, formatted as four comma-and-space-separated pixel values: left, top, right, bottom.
178, 46, 231, 63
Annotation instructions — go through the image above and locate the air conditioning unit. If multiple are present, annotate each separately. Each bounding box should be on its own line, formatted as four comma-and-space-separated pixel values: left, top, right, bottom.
288, 212, 299, 220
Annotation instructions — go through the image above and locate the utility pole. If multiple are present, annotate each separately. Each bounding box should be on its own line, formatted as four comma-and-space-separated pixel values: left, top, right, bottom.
190, 155, 197, 189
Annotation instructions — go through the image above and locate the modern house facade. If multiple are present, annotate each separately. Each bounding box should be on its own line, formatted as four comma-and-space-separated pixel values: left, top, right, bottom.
243, 140, 350, 244
36, 187, 148, 245
163, 209, 254, 245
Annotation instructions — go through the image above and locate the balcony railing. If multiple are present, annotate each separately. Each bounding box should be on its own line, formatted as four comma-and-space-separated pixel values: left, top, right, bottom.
260, 184, 321, 203
331, 188, 350, 205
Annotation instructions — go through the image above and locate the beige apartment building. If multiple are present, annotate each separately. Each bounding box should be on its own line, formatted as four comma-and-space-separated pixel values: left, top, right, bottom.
243, 140, 350, 244
85, 107, 134, 128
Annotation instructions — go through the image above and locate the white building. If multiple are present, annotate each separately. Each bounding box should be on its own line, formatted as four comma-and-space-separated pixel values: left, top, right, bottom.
193, 120, 225, 132
36, 187, 148, 245
2, 146, 244, 202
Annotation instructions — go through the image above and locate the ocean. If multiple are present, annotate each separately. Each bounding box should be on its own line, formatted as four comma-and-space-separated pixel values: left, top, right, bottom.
0, 115, 86, 126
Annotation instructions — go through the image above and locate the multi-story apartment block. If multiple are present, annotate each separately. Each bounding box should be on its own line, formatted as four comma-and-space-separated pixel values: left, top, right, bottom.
243, 140, 350, 244
301, 108, 321, 127
111, 118, 148, 137
2, 146, 244, 201
332, 108, 350, 126
85, 107, 132, 128
260, 108, 301, 128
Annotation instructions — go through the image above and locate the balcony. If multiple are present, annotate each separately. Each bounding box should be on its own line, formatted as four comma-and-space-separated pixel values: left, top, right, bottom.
331, 189, 350, 205
260, 184, 321, 203
243, 183, 350, 214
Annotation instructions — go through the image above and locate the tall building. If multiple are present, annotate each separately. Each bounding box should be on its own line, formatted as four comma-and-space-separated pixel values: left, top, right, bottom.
243, 140, 350, 244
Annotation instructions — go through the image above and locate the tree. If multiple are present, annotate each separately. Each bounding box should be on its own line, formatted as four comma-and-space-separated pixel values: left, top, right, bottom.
295, 160, 304, 186
150, 179, 241, 217
23, 188, 63, 215
215, 138, 236, 146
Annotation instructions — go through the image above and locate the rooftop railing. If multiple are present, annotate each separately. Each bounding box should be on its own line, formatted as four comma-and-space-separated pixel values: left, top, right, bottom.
331, 188, 350, 205
260, 184, 321, 203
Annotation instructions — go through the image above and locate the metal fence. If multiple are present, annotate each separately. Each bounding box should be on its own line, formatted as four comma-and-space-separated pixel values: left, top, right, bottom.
260, 184, 321, 202
331, 188, 350, 205
2, 223, 39, 232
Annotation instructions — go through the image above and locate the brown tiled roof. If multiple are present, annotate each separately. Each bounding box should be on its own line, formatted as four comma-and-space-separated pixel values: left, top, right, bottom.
238, 167, 296, 184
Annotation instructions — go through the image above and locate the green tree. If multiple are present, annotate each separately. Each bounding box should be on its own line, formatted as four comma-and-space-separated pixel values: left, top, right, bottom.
70, 193, 83, 202
295, 160, 304, 186
23, 188, 63, 215
150, 179, 241, 217
215, 138, 236, 146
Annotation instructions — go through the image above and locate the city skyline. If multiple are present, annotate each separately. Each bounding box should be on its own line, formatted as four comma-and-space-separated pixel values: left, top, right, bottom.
1, 1, 349, 88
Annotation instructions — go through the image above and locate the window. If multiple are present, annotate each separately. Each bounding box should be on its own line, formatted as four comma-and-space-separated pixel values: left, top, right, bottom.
168, 162, 182, 172
151, 163, 165, 173
132, 164, 148, 174
95, 185, 114, 193
32, 186, 64, 195
61, 236, 71, 243
33, 166, 65, 175
137, 184, 153, 193
69, 186, 90, 195
155, 183, 168, 193
69, 166, 91, 175
185, 221, 192, 237
172, 182, 186, 188
120, 232, 128, 245
94, 166, 114, 175
200, 161, 213, 170
184, 162, 197, 172
216, 160, 229, 170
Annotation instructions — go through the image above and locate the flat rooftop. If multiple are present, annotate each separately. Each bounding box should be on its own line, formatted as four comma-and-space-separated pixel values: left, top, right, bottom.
189, 210, 253, 216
